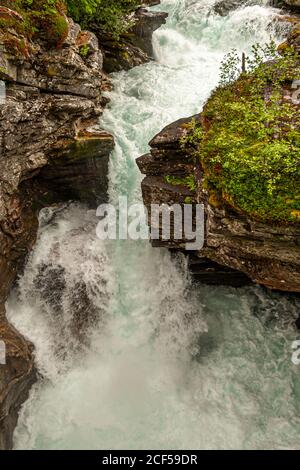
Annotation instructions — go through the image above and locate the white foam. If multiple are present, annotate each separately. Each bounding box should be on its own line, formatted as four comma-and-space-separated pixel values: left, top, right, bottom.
6, 0, 300, 450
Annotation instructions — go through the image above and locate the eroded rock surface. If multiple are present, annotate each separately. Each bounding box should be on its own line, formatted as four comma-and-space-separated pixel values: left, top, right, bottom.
138, 116, 300, 292
0, 16, 113, 449
0, 0, 168, 448
0, 312, 36, 451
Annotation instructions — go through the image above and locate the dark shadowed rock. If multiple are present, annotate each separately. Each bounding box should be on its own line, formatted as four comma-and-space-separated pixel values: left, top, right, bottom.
284, 0, 300, 11
0, 315, 36, 450
100, 5, 168, 73
213, 0, 255, 16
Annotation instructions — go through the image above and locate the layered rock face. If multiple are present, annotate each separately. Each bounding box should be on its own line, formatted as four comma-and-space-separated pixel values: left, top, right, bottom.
0, 16, 114, 449
0, 312, 36, 451
137, 115, 300, 292
0, 1, 168, 449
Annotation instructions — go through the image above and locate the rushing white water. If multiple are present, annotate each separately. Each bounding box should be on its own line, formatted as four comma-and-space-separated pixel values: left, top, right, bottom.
6, 0, 300, 450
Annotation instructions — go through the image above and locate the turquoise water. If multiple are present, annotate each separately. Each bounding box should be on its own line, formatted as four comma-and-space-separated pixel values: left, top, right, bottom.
6, 0, 300, 449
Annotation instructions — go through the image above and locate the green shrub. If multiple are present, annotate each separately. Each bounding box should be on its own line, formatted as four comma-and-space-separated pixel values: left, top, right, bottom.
186, 44, 300, 224
165, 175, 197, 192
0, 0, 139, 48
65, 0, 139, 37
79, 43, 90, 57
0, 0, 68, 47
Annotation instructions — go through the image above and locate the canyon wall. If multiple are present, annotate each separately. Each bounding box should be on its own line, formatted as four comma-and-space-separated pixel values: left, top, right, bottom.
0, 2, 166, 449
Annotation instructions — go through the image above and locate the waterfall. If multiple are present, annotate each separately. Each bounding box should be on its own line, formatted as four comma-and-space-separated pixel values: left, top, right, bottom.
6, 0, 300, 450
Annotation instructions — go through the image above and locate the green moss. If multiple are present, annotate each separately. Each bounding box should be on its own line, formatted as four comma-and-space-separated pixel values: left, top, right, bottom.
185, 44, 300, 224
0, 0, 68, 48
65, 0, 139, 38
0, 0, 140, 48
184, 196, 192, 204
79, 43, 90, 58
165, 175, 196, 192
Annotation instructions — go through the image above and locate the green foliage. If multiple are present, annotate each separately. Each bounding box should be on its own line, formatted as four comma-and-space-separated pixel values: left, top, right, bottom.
219, 49, 241, 86
79, 43, 90, 57
187, 44, 300, 224
65, 0, 139, 37
165, 175, 197, 192
0, 0, 68, 47
184, 196, 192, 204
180, 118, 203, 149
219, 41, 278, 86
0, 0, 139, 48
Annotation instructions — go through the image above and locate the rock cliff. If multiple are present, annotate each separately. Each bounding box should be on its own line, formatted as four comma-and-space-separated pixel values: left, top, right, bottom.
0, 1, 167, 450
0, 14, 113, 449
284, 0, 300, 11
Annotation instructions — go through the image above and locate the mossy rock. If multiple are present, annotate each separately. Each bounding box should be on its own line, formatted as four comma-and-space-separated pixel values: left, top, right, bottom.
186, 50, 300, 224
0, 1, 69, 49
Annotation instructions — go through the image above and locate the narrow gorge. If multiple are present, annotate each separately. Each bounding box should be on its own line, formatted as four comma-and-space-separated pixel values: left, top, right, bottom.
0, 0, 300, 451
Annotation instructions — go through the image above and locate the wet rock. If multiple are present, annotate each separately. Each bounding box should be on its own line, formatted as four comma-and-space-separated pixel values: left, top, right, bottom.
33, 263, 99, 347
213, 0, 255, 16
129, 8, 168, 58
279, 18, 300, 53
0, 316, 36, 450
0, 15, 112, 450
100, 5, 168, 73
38, 128, 114, 206
138, 115, 300, 292
69, 281, 99, 342
188, 255, 251, 287
284, 0, 300, 10
34, 264, 67, 316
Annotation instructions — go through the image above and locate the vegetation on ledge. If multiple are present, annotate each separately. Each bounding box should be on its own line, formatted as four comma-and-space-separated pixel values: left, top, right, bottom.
66, 0, 139, 37
0, 0, 139, 50
184, 44, 300, 224
0, 0, 69, 48
165, 175, 197, 192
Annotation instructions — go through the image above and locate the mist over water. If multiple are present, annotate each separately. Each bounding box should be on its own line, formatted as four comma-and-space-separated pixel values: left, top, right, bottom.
6, 0, 300, 449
